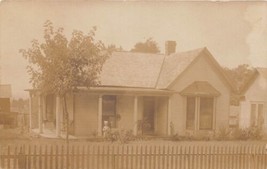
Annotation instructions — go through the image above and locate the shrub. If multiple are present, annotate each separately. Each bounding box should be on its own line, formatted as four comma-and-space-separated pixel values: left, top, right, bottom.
117, 129, 135, 144
230, 128, 249, 140
192, 132, 211, 141
215, 126, 231, 141
170, 133, 183, 141
105, 129, 134, 144
230, 126, 263, 140
137, 119, 151, 135
247, 126, 263, 140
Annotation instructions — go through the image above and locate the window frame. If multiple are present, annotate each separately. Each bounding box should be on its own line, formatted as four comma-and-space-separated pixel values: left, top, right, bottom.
185, 96, 216, 131
250, 102, 265, 128
102, 95, 117, 128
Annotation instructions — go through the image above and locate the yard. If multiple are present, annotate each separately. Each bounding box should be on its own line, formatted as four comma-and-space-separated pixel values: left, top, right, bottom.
1, 128, 267, 147
1, 128, 267, 169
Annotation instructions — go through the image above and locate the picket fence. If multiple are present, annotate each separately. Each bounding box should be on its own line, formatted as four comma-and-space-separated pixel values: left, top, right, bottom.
0, 144, 267, 169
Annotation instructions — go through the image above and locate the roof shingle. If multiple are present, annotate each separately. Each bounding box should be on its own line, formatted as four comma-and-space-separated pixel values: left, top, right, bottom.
100, 48, 208, 89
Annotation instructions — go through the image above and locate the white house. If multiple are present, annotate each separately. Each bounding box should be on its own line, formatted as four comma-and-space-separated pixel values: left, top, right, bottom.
239, 68, 267, 133
27, 41, 235, 137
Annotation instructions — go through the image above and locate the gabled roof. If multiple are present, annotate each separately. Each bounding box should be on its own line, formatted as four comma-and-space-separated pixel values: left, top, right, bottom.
240, 67, 267, 94
156, 48, 204, 88
100, 48, 233, 91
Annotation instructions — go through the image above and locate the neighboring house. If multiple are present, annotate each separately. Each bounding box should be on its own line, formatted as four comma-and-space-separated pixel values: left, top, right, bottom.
239, 68, 267, 133
27, 41, 234, 137
0, 84, 17, 128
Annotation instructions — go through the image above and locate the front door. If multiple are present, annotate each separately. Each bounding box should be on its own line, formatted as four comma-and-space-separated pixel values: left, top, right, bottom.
143, 97, 155, 134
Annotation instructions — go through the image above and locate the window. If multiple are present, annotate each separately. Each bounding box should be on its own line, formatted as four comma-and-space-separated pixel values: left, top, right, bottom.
102, 95, 117, 128
250, 103, 264, 128
186, 97, 214, 130
199, 98, 213, 130
45, 94, 55, 122
186, 97, 195, 130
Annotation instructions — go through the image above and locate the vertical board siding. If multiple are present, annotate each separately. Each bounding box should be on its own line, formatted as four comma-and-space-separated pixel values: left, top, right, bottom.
0, 144, 266, 169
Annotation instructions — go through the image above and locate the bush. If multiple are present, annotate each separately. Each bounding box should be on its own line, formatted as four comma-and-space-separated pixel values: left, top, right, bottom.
105, 129, 134, 144
169, 132, 212, 141
230, 126, 263, 140
170, 133, 183, 141
215, 126, 231, 141
248, 126, 263, 140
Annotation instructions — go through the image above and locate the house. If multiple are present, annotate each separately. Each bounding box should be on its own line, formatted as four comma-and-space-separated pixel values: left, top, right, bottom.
0, 84, 17, 128
27, 41, 235, 137
239, 68, 267, 133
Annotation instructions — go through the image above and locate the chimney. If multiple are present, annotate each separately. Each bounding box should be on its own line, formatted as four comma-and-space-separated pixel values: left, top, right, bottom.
165, 41, 176, 55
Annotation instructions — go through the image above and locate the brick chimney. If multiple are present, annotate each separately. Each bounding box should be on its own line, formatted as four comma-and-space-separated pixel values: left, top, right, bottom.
165, 41, 176, 55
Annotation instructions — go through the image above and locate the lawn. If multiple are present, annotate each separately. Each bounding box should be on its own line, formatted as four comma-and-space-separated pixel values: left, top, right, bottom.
0, 128, 267, 148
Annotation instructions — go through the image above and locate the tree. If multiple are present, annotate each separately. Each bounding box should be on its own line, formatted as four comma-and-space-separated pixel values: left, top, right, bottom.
131, 38, 160, 54
223, 64, 256, 93
107, 44, 123, 53
21, 20, 109, 143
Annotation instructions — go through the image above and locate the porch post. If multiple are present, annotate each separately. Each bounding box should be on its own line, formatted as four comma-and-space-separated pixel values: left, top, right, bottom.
98, 95, 103, 136
167, 96, 172, 136
38, 94, 43, 134
133, 96, 138, 135
56, 95, 61, 137
28, 92, 32, 129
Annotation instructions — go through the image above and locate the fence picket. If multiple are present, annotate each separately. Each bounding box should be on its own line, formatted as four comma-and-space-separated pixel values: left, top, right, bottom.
263, 145, 266, 169
50, 145, 53, 169
7, 145, 10, 169
130, 146, 134, 169
55, 145, 59, 169
86, 145, 90, 169
13, 146, 17, 169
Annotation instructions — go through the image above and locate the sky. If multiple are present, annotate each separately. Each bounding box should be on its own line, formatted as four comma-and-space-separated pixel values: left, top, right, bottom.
0, 1, 267, 99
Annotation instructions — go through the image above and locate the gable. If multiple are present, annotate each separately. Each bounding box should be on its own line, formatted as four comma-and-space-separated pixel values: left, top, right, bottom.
156, 48, 204, 88
245, 68, 267, 101
169, 51, 232, 95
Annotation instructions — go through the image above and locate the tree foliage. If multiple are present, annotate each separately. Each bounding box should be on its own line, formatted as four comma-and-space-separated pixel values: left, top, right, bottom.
21, 20, 109, 143
131, 38, 160, 54
20, 20, 109, 96
107, 44, 123, 53
223, 64, 256, 93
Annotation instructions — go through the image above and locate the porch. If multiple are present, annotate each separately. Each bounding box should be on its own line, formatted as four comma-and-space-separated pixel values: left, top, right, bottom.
28, 87, 174, 138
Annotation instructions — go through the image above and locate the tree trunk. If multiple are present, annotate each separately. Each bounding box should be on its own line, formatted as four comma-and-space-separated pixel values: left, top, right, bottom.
62, 95, 69, 144
62, 95, 69, 169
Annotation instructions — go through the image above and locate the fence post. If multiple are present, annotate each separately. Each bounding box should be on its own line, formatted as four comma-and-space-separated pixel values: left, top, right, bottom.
18, 147, 26, 169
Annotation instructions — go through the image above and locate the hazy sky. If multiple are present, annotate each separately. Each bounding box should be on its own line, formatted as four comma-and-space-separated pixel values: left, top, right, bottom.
1, 1, 267, 99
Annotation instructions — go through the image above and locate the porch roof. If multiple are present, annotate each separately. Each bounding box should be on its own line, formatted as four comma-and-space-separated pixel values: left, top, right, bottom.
77, 86, 175, 96
180, 81, 221, 97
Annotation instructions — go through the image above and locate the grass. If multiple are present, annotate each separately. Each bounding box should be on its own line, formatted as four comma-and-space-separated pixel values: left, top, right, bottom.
0, 128, 266, 148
